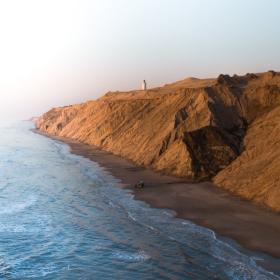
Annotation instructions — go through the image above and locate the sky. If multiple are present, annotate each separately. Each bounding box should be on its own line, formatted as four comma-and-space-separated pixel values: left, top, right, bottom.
0, 0, 279, 119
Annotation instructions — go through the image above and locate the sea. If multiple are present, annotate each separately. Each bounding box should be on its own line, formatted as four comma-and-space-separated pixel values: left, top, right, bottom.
0, 121, 279, 280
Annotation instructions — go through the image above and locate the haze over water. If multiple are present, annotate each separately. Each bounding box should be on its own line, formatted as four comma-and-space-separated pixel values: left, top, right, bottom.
0, 0, 279, 119
0, 121, 279, 279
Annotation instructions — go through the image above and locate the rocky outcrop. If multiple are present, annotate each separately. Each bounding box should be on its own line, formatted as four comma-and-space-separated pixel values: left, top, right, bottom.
36, 71, 280, 211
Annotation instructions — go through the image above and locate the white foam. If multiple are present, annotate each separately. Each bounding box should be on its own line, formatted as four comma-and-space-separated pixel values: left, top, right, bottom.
128, 212, 137, 222
0, 195, 37, 215
0, 224, 26, 233
112, 250, 150, 262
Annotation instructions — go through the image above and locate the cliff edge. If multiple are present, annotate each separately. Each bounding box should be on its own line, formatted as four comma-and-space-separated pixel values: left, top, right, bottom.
36, 71, 280, 211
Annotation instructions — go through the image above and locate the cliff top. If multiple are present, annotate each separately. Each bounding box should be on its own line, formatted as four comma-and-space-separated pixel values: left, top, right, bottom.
100, 71, 280, 101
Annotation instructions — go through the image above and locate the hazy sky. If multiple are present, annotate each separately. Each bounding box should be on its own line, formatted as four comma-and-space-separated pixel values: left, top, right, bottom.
0, 0, 279, 119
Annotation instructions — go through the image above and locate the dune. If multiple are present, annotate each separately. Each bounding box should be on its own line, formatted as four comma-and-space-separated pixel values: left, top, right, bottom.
36, 71, 280, 211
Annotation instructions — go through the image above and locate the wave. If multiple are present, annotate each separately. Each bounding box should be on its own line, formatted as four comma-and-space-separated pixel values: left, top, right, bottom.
0, 195, 37, 215
0, 257, 11, 278
112, 250, 150, 262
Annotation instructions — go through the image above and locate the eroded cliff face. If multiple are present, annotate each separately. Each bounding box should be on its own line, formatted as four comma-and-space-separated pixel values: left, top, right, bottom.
36, 71, 280, 210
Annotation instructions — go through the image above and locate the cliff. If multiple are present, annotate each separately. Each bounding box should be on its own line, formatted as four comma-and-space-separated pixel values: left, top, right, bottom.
36, 71, 280, 211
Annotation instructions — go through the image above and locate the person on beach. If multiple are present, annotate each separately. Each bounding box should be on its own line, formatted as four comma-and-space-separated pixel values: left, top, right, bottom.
134, 181, 144, 189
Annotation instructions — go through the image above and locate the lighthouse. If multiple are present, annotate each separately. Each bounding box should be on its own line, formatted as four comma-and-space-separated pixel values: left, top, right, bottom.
141, 80, 147, 91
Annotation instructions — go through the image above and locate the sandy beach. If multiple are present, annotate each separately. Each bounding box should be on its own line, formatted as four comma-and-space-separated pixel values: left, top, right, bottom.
34, 130, 280, 262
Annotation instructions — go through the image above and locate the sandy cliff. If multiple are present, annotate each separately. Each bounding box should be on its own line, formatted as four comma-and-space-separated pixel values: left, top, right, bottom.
36, 71, 280, 210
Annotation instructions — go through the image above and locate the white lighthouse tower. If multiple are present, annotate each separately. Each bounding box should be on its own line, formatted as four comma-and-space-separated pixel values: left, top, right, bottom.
141, 80, 147, 91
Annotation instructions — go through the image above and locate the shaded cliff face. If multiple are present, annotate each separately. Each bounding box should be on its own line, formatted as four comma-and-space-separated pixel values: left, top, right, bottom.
37, 71, 280, 210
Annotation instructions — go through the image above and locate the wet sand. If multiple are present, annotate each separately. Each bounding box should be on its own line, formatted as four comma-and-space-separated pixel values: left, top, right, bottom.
34, 130, 280, 260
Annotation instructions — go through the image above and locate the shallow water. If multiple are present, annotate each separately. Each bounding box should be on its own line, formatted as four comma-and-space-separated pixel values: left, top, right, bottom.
0, 121, 279, 279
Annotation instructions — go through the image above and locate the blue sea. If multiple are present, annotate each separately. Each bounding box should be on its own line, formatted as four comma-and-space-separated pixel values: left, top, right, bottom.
0, 121, 279, 279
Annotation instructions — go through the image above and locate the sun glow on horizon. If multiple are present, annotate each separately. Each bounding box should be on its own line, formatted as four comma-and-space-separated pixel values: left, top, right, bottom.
0, 0, 278, 119
0, 0, 98, 119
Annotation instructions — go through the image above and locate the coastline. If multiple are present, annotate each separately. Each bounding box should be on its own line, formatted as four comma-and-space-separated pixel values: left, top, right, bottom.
34, 129, 280, 261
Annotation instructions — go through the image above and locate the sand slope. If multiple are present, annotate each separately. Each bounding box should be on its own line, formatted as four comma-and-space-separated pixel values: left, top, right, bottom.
36, 71, 280, 211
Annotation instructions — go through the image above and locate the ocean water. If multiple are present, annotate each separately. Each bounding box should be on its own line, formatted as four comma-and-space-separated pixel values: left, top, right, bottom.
0, 121, 279, 280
